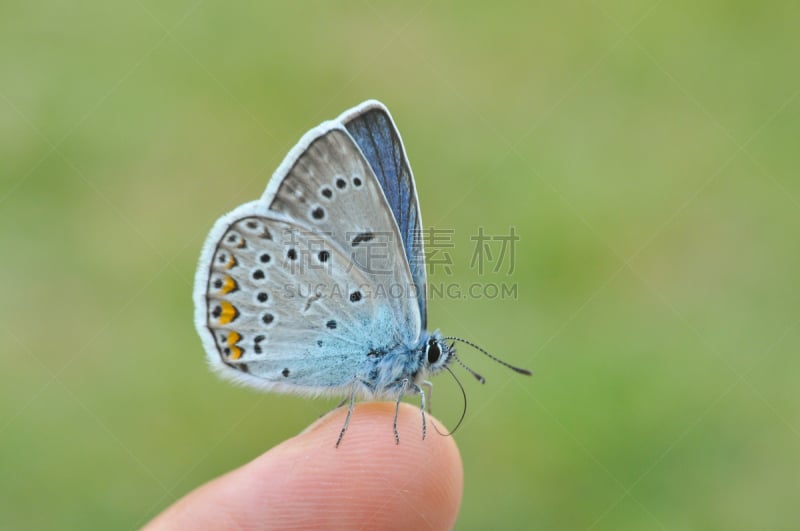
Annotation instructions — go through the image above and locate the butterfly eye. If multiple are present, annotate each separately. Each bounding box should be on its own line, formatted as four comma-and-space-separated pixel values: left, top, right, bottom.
427, 340, 441, 364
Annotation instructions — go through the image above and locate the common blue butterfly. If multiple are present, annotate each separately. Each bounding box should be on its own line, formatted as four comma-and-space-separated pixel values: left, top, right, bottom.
194, 100, 530, 446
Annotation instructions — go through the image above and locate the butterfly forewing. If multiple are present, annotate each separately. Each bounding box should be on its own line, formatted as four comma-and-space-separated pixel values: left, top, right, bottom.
341, 103, 428, 328
266, 127, 420, 340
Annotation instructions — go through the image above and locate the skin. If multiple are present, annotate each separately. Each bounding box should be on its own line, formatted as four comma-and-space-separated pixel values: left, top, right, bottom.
145, 402, 463, 530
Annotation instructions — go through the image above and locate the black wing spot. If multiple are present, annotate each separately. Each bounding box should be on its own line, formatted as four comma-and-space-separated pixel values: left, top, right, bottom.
326, 320, 337, 329
321, 187, 333, 199
213, 278, 223, 289
212, 305, 222, 318
254, 335, 265, 353
260, 253, 271, 263
351, 232, 375, 247
311, 206, 325, 220
336, 178, 347, 189
318, 250, 330, 263
287, 248, 297, 261
262, 313, 274, 324
246, 221, 258, 229
349, 291, 362, 303
317, 340, 323, 347
282, 368, 290, 377
252, 269, 265, 280
353, 177, 362, 187
257, 292, 268, 302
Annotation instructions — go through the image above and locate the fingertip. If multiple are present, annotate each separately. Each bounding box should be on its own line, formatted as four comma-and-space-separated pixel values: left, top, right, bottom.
148, 402, 463, 530
267, 402, 463, 529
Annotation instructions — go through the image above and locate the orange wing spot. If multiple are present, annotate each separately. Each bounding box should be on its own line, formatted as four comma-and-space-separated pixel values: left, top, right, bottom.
227, 331, 241, 347
219, 301, 240, 324
229, 345, 243, 360
225, 255, 238, 270
222, 276, 238, 294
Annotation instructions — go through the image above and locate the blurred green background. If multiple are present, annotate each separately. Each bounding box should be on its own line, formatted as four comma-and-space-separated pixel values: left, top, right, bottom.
2, 1, 799, 529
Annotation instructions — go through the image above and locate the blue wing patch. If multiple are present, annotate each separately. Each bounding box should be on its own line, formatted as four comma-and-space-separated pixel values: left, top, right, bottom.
342, 103, 427, 328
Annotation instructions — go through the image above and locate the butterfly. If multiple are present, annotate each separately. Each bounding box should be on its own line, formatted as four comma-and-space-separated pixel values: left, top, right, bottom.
193, 100, 530, 446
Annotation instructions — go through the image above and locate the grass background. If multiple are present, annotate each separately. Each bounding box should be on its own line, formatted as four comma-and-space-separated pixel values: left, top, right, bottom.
2, 1, 799, 529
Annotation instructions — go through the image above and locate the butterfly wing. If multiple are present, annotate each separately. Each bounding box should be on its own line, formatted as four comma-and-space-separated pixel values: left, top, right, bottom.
194, 125, 421, 395
339, 101, 428, 329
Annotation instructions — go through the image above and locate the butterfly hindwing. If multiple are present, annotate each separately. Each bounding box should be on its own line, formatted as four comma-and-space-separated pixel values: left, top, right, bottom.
200, 209, 401, 395
340, 102, 428, 328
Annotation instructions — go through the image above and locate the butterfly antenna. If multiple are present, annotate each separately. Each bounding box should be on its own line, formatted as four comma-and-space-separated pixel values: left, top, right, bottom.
443, 336, 532, 376
451, 351, 486, 384
432, 365, 468, 437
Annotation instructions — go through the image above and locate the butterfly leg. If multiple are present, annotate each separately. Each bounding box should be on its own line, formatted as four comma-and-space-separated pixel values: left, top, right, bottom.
335, 385, 357, 448
393, 378, 410, 445
412, 383, 427, 441
422, 380, 434, 413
